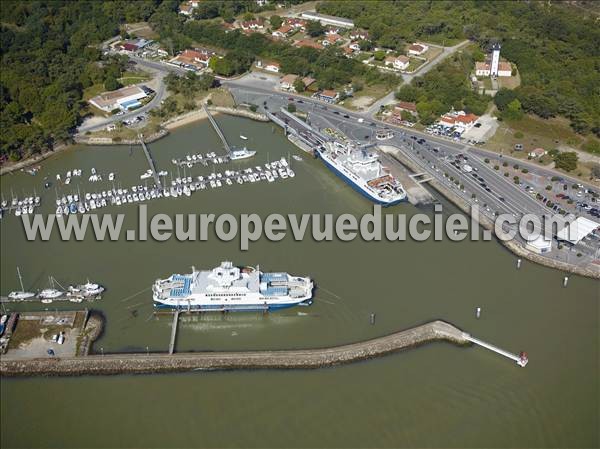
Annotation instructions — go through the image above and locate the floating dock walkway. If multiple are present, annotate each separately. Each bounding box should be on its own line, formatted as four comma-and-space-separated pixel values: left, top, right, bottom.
138, 134, 162, 189
0, 320, 527, 377
203, 104, 231, 153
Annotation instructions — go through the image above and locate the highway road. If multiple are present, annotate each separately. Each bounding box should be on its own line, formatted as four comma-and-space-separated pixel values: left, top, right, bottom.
224, 82, 599, 261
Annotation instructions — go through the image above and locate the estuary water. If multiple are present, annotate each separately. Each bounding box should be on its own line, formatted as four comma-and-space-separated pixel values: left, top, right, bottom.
0, 116, 598, 448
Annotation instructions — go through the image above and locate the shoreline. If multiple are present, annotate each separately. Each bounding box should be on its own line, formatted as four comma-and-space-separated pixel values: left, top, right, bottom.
380, 144, 600, 280
0, 106, 269, 176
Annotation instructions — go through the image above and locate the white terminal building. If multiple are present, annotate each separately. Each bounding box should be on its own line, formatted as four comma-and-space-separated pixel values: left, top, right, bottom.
89, 85, 149, 113
300, 11, 354, 28
556, 217, 599, 246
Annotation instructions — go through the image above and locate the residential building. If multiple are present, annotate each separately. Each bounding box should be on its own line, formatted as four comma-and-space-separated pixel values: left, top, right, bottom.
240, 20, 264, 31
179, 2, 194, 16
325, 27, 340, 35
395, 102, 418, 115
322, 33, 342, 46
272, 25, 293, 38
438, 110, 479, 132
280, 74, 299, 90
475, 43, 512, 77
264, 61, 280, 73
300, 11, 354, 28
313, 89, 339, 103
408, 43, 429, 56
302, 77, 316, 90
295, 39, 324, 50
89, 85, 148, 113
349, 42, 361, 51
528, 148, 547, 158
285, 18, 306, 30
475, 60, 511, 77
384, 55, 409, 71
349, 30, 369, 40
171, 48, 214, 70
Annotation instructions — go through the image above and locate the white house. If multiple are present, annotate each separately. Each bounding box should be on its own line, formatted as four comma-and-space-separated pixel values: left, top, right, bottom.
408, 43, 428, 56
260, 61, 280, 73
385, 55, 409, 71
349, 30, 369, 40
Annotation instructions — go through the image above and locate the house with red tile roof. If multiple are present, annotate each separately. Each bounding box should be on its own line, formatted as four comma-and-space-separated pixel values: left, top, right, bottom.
295, 39, 324, 50
408, 43, 429, 56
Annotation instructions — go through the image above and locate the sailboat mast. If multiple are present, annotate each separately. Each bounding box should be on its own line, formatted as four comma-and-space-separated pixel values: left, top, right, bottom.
17, 266, 24, 291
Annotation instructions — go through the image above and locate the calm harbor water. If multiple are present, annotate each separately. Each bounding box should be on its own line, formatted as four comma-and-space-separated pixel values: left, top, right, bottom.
0, 116, 598, 448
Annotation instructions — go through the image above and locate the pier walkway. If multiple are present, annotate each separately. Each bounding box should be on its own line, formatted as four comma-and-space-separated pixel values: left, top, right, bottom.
464, 334, 528, 367
168, 310, 179, 355
138, 134, 162, 189
203, 104, 231, 153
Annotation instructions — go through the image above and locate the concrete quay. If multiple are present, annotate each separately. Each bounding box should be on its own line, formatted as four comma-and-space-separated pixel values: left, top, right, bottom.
1, 320, 468, 377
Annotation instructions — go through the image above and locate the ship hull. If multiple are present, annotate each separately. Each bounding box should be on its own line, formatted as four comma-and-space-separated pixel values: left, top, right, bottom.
153, 300, 310, 312
316, 149, 406, 206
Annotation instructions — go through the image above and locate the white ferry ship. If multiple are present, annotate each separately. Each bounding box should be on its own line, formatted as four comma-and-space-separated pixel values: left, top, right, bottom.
317, 141, 407, 206
152, 262, 314, 312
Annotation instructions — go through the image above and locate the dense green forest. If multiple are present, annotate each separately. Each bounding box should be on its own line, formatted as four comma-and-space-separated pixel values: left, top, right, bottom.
317, 1, 600, 137
2, 1, 599, 163
0, 0, 164, 162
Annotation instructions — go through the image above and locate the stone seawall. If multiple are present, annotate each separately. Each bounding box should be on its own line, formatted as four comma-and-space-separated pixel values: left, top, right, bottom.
381, 144, 599, 279
0, 320, 467, 377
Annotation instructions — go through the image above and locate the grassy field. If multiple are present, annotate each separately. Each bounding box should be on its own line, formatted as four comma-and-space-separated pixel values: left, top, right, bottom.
487, 115, 584, 153
210, 88, 236, 107
83, 83, 106, 101
123, 22, 159, 40
118, 70, 151, 86
346, 83, 393, 111
485, 114, 600, 182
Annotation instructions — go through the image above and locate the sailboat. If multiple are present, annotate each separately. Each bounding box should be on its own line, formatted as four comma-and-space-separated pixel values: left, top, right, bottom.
38, 276, 64, 302
8, 267, 35, 300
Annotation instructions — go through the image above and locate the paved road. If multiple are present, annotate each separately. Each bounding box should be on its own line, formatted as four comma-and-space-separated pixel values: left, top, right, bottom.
365, 40, 471, 115
78, 70, 167, 134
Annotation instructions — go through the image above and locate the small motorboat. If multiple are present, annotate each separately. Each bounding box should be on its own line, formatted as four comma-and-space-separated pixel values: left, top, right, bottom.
240, 135, 248, 140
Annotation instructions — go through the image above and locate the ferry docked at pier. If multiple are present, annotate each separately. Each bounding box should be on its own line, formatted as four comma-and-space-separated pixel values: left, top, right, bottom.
152, 261, 313, 312
316, 141, 407, 206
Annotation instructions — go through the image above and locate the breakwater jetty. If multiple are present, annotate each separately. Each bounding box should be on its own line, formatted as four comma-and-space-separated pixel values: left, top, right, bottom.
0, 320, 527, 377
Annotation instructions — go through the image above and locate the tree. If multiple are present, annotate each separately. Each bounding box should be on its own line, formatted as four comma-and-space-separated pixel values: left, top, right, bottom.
287, 103, 296, 113
503, 99, 524, 120
494, 88, 518, 111
104, 75, 120, 91
553, 152, 578, 172
270, 15, 283, 29
306, 20, 325, 37
395, 85, 420, 102
293, 78, 305, 93
373, 50, 386, 61
591, 163, 600, 179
